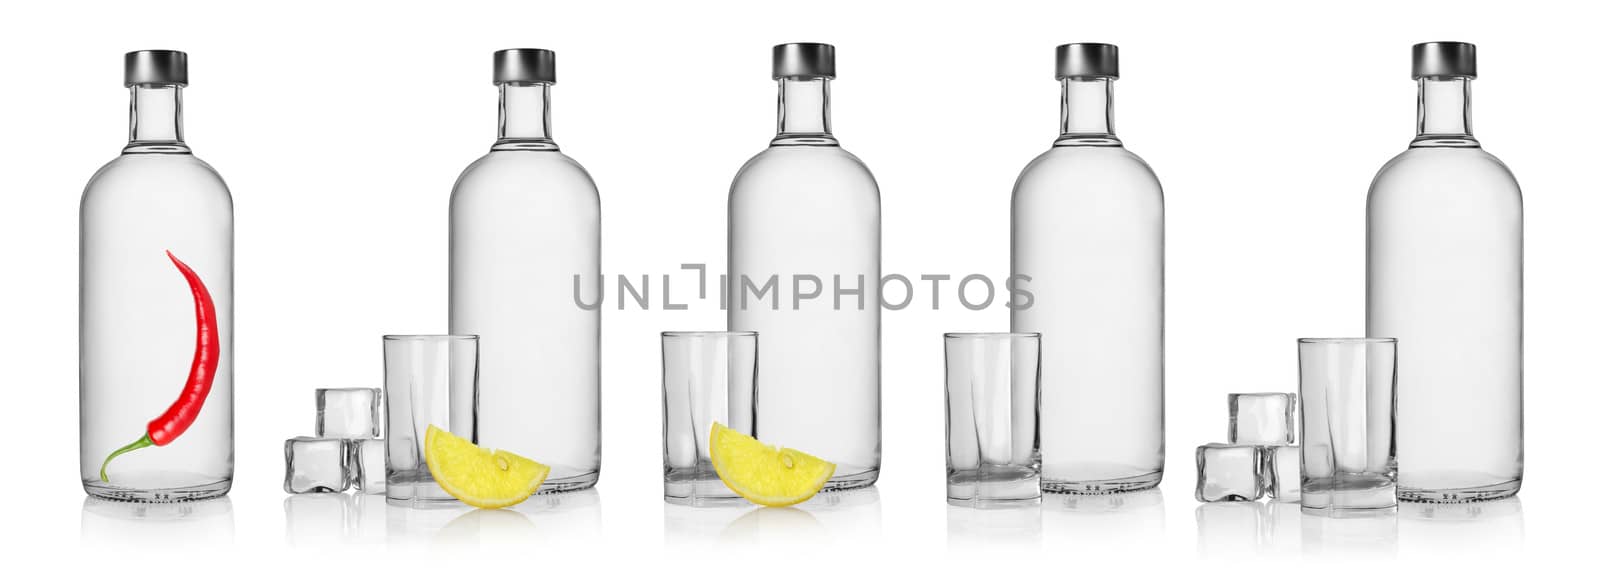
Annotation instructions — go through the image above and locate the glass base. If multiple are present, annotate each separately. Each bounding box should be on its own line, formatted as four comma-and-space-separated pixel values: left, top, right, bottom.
947, 466, 1041, 508
1042, 469, 1162, 495
947, 495, 1042, 509
664, 478, 745, 507
1302, 505, 1398, 519
822, 467, 880, 492
536, 470, 599, 495
1303, 474, 1397, 515
386, 480, 462, 508
83, 478, 231, 503
1399, 478, 1520, 504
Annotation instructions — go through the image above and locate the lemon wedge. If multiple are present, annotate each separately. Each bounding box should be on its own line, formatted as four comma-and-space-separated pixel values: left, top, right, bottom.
709, 422, 836, 507
425, 425, 550, 509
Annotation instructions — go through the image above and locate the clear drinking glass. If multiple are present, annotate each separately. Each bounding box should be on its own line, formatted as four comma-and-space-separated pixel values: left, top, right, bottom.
945, 333, 1042, 508
450, 49, 602, 494
728, 43, 881, 490
81, 50, 234, 502
1011, 44, 1164, 494
383, 335, 479, 507
661, 332, 757, 505
1298, 338, 1397, 516
1366, 42, 1522, 503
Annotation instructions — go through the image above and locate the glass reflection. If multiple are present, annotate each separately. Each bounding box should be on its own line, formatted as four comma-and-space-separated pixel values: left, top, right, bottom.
282, 488, 604, 548
947, 499, 1042, 550
1301, 506, 1398, 557
663, 486, 881, 548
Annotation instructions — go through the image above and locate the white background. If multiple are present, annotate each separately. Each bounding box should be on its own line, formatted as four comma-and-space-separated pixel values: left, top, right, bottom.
1, 0, 1593, 571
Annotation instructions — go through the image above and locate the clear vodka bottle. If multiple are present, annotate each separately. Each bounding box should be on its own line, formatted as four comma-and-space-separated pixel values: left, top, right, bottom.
1011, 44, 1164, 493
728, 43, 881, 489
450, 49, 601, 492
80, 51, 234, 501
1368, 42, 1522, 502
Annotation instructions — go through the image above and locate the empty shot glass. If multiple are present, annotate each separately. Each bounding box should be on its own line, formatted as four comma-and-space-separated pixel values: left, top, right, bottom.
1298, 338, 1398, 516
383, 335, 479, 507
945, 333, 1042, 508
662, 331, 757, 505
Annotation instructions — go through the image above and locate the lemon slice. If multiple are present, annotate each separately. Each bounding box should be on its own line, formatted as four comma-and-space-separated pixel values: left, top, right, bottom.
425, 425, 550, 509
709, 422, 836, 507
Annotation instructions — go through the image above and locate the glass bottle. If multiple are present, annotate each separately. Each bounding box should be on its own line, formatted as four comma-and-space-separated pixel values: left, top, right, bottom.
1011, 44, 1164, 493
1367, 42, 1522, 502
728, 43, 881, 489
449, 49, 601, 492
80, 50, 234, 501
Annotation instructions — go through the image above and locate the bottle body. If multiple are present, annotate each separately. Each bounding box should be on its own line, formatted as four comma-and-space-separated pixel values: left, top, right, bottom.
728, 146, 882, 488
449, 150, 602, 492
1011, 145, 1164, 493
80, 152, 234, 501
1367, 146, 1522, 501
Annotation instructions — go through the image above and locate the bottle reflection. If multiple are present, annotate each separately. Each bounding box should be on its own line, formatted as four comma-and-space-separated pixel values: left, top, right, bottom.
794, 487, 883, 545
81, 495, 235, 546
1400, 497, 1524, 556
1043, 489, 1166, 550
663, 486, 882, 548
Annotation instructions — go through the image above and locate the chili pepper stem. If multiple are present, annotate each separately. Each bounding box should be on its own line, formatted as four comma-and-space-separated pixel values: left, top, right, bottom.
99, 435, 154, 483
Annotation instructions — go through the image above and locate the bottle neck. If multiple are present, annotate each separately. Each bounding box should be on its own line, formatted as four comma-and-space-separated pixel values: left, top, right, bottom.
1413, 76, 1478, 148
126, 83, 188, 154
495, 82, 558, 151
773, 77, 836, 146
1056, 77, 1119, 147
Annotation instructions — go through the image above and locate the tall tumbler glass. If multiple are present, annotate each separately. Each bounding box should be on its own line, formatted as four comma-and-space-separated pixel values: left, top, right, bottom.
384, 335, 479, 507
945, 333, 1041, 508
1298, 338, 1398, 516
662, 332, 757, 505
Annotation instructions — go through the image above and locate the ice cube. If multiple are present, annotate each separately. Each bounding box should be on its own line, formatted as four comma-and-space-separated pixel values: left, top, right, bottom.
1263, 445, 1300, 502
349, 438, 385, 494
1228, 392, 1296, 445
285, 437, 350, 494
316, 387, 381, 439
1195, 443, 1263, 502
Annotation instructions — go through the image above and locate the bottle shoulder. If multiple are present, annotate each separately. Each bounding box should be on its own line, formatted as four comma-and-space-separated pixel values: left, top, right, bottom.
453, 150, 600, 194
1014, 145, 1163, 196
1378, 145, 1513, 173
83, 153, 232, 201
731, 145, 879, 192
1370, 146, 1521, 197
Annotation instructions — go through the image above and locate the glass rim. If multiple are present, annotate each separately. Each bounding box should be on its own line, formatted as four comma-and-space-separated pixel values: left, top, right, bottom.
1298, 337, 1396, 344
944, 332, 1040, 339
661, 330, 757, 338
382, 334, 480, 341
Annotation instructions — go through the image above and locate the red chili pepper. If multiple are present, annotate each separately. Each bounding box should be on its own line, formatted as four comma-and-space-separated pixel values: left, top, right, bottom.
99, 250, 221, 482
